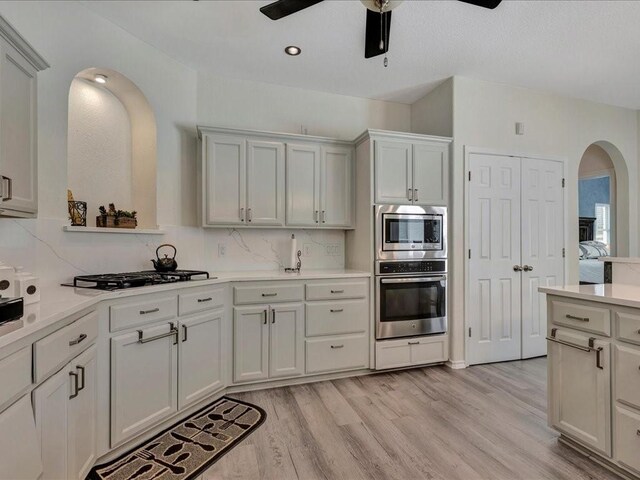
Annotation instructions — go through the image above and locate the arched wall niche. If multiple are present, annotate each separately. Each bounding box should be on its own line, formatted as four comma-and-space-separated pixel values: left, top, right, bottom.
67, 67, 157, 228
577, 140, 628, 257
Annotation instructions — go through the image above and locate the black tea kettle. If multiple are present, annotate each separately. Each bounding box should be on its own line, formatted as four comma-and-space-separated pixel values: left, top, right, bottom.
151, 244, 178, 272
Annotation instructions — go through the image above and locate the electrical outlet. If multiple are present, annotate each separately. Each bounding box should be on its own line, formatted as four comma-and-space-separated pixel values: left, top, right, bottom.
303, 244, 313, 257
218, 243, 227, 257
326, 244, 341, 256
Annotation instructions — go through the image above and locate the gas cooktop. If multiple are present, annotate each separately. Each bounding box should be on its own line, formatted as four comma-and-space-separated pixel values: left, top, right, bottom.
64, 270, 211, 291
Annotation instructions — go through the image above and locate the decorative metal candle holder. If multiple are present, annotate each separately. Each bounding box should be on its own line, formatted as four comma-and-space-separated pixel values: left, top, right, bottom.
285, 250, 302, 273
68, 201, 87, 227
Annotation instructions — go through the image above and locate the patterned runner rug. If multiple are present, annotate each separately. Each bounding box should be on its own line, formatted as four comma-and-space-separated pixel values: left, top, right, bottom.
90, 397, 266, 480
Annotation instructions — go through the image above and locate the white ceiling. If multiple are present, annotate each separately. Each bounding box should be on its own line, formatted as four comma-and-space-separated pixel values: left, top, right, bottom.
81, 0, 640, 107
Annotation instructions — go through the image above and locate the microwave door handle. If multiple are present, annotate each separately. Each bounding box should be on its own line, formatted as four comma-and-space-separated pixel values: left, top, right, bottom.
380, 276, 446, 284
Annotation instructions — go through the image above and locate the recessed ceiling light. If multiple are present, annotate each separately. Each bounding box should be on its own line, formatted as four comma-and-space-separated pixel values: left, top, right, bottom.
94, 74, 108, 84
284, 46, 301, 56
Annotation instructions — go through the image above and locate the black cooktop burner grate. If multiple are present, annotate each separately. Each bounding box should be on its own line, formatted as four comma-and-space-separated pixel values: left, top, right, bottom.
69, 270, 210, 290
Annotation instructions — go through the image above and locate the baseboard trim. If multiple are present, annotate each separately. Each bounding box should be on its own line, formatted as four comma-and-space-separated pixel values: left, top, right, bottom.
445, 360, 467, 369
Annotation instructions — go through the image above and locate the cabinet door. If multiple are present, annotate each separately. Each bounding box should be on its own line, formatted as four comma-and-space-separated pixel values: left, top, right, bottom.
33, 365, 69, 480
320, 146, 353, 227
0, 395, 42, 480
247, 140, 285, 226
374, 140, 412, 204
178, 310, 225, 409
269, 303, 304, 378
203, 134, 246, 225
233, 306, 269, 383
548, 328, 611, 456
412, 143, 448, 205
111, 323, 178, 446
0, 37, 38, 214
286, 143, 320, 226
67, 345, 97, 480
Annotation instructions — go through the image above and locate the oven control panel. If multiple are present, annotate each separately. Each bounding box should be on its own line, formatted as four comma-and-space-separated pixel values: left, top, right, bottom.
377, 260, 447, 275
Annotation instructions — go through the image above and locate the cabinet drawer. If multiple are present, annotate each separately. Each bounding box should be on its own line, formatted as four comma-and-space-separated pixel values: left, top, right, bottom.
616, 309, 640, 346
305, 281, 367, 301
615, 344, 640, 410
305, 334, 368, 374
179, 286, 225, 316
615, 406, 640, 474
34, 311, 98, 382
234, 283, 303, 305
376, 335, 448, 370
110, 295, 177, 332
551, 300, 610, 336
306, 299, 367, 337
0, 346, 31, 408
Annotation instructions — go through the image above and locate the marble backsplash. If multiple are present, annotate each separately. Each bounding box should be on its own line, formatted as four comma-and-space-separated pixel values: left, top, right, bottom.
0, 218, 346, 288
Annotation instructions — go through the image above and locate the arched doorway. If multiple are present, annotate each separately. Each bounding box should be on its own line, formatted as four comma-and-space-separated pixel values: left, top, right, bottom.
577, 141, 628, 283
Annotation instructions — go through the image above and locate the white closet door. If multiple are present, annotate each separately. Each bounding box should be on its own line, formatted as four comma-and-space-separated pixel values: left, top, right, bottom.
521, 158, 564, 358
468, 154, 522, 365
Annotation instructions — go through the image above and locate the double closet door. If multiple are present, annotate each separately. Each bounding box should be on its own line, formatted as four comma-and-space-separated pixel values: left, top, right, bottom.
467, 153, 564, 365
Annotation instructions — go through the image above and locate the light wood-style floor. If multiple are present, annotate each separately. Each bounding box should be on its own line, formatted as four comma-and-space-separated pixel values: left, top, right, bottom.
203, 358, 620, 480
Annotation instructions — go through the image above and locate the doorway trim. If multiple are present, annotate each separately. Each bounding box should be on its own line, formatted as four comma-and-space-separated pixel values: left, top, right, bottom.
463, 146, 568, 366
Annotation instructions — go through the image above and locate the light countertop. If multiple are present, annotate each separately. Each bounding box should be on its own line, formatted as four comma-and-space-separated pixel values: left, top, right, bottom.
539, 283, 640, 309
0, 269, 370, 350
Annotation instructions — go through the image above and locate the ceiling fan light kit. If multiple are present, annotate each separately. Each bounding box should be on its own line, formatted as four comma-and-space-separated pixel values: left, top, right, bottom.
260, 0, 502, 64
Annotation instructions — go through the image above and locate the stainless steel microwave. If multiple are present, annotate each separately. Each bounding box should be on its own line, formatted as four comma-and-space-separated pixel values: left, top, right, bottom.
375, 205, 447, 260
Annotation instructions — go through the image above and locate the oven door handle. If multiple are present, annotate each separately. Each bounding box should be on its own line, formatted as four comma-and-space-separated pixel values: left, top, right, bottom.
380, 276, 446, 284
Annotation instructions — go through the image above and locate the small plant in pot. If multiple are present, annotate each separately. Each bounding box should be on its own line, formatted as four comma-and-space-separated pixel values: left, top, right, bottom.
97, 203, 137, 229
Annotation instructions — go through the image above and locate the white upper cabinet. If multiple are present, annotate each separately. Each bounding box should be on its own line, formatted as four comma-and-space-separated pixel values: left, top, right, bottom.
247, 140, 285, 226
320, 146, 353, 227
374, 140, 412, 204
0, 17, 48, 218
200, 127, 354, 229
412, 142, 448, 206
373, 135, 449, 206
203, 134, 246, 225
286, 143, 321, 226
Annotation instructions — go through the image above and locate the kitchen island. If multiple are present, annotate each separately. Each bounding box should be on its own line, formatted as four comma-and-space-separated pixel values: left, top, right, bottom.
540, 284, 640, 480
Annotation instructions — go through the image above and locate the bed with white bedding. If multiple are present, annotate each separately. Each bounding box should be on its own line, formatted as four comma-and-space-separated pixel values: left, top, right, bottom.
579, 258, 604, 284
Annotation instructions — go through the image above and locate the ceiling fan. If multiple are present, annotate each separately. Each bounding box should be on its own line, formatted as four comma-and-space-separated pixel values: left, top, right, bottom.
260, 0, 502, 60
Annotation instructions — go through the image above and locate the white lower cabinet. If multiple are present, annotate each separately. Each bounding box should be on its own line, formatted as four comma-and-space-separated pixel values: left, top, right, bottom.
375, 335, 448, 370
233, 304, 303, 383
614, 405, 640, 474
178, 309, 225, 409
548, 328, 611, 456
111, 322, 178, 446
34, 344, 97, 480
0, 395, 42, 480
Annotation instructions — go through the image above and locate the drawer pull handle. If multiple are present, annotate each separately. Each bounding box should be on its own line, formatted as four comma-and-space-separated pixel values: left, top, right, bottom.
69, 371, 79, 399
197, 297, 212, 303
262, 293, 278, 297
140, 308, 160, 315
331, 290, 344, 294
69, 333, 87, 346
565, 314, 589, 322
331, 344, 344, 349
330, 308, 344, 313
138, 323, 178, 344
408, 341, 420, 345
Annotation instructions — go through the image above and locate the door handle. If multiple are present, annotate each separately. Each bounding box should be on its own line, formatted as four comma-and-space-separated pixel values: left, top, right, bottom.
321, 210, 326, 223
76, 365, 85, 391
314, 210, 319, 223
263, 309, 268, 325
247, 208, 252, 222
272, 309, 276, 324
413, 189, 418, 202
240, 207, 245, 222
182, 324, 188, 342
137, 323, 178, 344
513, 265, 523, 272
408, 188, 413, 201
69, 371, 79, 399
523, 265, 534, 272
1, 176, 12, 202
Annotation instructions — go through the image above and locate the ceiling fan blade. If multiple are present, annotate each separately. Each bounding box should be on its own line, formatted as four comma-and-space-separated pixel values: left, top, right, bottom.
260, 0, 324, 20
364, 9, 391, 59
457, 0, 502, 9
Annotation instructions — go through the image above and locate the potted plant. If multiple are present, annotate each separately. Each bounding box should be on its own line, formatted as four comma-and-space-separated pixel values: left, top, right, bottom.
97, 203, 137, 229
